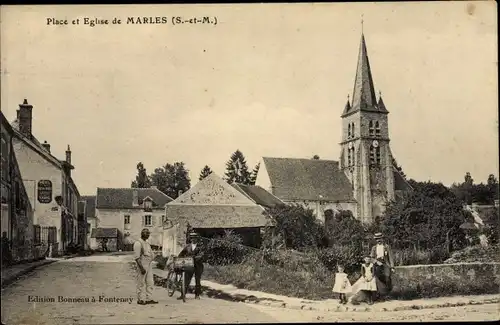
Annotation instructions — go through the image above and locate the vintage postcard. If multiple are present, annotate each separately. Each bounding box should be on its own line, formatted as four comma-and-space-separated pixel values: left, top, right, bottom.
0, 2, 498, 324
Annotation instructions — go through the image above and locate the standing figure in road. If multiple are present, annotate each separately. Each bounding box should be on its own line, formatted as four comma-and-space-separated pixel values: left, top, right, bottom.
178, 231, 205, 300
370, 232, 395, 295
134, 228, 158, 305
358, 256, 377, 305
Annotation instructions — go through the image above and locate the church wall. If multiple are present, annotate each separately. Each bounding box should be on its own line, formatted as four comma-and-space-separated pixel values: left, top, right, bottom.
359, 112, 389, 139
282, 199, 357, 223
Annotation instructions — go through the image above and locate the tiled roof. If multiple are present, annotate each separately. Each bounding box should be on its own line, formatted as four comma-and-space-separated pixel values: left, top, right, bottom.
82, 195, 96, 219
231, 183, 284, 208
96, 188, 173, 209
91, 227, 118, 238
165, 204, 273, 228
262, 157, 355, 202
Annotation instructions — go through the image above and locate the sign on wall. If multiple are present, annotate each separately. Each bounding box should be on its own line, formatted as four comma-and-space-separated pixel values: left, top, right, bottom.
37, 180, 53, 204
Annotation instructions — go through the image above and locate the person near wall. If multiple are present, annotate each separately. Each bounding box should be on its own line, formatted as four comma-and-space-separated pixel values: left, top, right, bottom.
177, 231, 205, 300
370, 232, 395, 296
134, 228, 158, 305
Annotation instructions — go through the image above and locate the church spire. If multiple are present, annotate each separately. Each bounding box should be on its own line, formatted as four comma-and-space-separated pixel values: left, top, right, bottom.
351, 30, 377, 111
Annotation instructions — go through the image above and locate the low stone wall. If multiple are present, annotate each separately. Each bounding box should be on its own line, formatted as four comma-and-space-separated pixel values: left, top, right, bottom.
390, 262, 500, 299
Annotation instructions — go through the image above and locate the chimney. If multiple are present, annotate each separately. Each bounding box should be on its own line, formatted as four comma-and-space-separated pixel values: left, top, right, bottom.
132, 190, 139, 206
178, 190, 183, 198
18, 99, 33, 137
65, 145, 72, 164
42, 141, 51, 153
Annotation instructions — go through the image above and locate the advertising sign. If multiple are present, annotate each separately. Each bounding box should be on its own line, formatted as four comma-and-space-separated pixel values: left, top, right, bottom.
37, 180, 53, 204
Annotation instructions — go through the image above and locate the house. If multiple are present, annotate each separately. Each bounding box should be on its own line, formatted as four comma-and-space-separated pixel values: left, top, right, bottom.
165, 173, 275, 253
81, 195, 96, 250
94, 187, 173, 251
231, 183, 284, 209
1, 111, 41, 263
255, 31, 412, 224
10, 99, 82, 255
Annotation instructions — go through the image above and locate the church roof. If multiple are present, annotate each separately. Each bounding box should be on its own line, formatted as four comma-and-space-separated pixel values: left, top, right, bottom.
343, 33, 389, 117
261, 157, 355, 202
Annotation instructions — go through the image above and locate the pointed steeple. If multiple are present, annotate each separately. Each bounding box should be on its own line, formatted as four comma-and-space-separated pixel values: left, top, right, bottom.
342, 94, 352, 115
351, 32, 377, 111
377, 91, 388, 113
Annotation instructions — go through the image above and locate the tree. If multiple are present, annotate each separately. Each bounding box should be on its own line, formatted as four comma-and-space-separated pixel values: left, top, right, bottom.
199, 165, 213, 181
149, 162, 191, 199
381, 180, 468, 253
312, 155, 320, 160
224, 150, 252, 185
131, 162, 151, 188
265, 204, 325, 251
249, 162, 260, 185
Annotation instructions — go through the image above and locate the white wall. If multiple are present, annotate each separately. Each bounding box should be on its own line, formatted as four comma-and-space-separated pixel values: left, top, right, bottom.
96, 208, 165, 247
255, 158, 272, 192
13, 138, 63, 247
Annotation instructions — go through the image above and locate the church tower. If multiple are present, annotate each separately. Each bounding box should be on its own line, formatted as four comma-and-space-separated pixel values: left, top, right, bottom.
339, 29, 395, 224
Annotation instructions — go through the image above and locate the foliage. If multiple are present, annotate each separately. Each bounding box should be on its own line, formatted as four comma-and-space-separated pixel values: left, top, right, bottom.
198, 165, 213, 181
224, 150, 252, 185
249, 162, 260, 185
450, 172, 499, 205
265, 204, 325, 251
204, 230, 252, 265
149, 162, 191, 199
482, 207, 499, 245
381, 180, 468, 251
444, 244, 500, 264
324, 210, 365, 248
316, 245, 363, 275
131, 162, 151, 188
312, 155, 320, 160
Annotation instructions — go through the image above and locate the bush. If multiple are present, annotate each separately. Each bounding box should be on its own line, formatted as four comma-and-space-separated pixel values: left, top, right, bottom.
317, 245, 362, 276
204, 230, 253, 265
265, 204, 325, 251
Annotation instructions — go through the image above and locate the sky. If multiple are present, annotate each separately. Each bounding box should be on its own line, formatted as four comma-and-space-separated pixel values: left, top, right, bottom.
1, 2, 497, 196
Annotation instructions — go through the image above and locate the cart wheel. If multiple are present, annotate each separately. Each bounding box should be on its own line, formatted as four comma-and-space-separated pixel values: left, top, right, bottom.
180, 272, 186, 302
166, 271, 176, 297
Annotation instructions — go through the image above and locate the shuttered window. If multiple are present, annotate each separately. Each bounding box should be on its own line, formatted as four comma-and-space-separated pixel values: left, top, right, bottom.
144, 215, 152, 226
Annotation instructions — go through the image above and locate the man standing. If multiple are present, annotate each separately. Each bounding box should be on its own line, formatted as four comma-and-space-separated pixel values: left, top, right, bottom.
134, 228, 158, 305
370, 232, 395, 295
178, 231, 204, 300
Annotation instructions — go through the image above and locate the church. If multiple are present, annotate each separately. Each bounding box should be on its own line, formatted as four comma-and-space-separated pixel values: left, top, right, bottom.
255, 31, 412, 224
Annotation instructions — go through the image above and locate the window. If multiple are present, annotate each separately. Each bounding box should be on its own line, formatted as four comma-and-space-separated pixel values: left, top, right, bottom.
347, 148, 352, 166
351, 123, 355, 137
347, 124, 351, 138
33, 225, 41, 245
352, 147, 355, 166
144, 215, 152, 226
370, 146, 381, 165
375, 121, 381, 137
369, 120, 375, 136
124, 215, 130, 225
15, 182, 20, 209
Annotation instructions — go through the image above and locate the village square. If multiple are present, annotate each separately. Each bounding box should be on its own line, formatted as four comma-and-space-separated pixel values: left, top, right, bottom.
1, 3, 498, 324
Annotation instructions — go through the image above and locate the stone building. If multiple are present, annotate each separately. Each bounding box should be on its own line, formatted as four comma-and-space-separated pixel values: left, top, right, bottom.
165, 173, 274, 253
1, 111, 38, 263
10, 99, 81, 255
256, 32, 412, 224
94, 187, 173, 250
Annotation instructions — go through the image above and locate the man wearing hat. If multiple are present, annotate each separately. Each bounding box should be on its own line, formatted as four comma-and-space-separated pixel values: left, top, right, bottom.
133, 228, 158, 305
177, 231, 205, 300
370, 233, 395, 294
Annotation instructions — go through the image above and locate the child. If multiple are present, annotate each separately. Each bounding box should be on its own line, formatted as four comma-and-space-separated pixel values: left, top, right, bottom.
359, 255, 377, 305
332, 264, 352, 304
